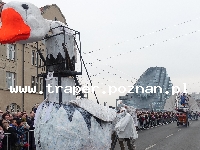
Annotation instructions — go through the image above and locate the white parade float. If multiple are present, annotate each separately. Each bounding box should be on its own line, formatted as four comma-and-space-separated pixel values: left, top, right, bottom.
0, 1, 116, 149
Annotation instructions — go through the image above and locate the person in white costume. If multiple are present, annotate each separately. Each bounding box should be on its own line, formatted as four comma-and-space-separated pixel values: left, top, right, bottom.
114, 107, 138, 150
119, 101, 138, 127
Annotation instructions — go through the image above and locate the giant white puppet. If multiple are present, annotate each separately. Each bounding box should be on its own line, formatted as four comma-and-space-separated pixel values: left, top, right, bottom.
0, 1, 116, 150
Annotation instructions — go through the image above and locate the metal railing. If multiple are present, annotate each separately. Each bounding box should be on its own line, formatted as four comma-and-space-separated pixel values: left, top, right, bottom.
2, 130, 35, 150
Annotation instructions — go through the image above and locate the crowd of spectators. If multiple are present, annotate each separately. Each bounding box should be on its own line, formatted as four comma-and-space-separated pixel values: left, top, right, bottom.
0, 104, 199, 150
188, 111, 199, 120
136, 111, 177, 131
136, 110, 199, 131
0, 110, 35, 150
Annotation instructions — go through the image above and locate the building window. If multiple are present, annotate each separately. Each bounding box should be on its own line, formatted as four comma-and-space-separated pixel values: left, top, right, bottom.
35, 77, 38, 92
39, 54, 44, 67
6, 44, 15, 60
39, 78, 43, 93
35, 52, 38, 67
6, 103, 21, 112
6, 72, 15, 89
31, 50, 35, 65
31, 76, 35, 88
39, 57, 42, 67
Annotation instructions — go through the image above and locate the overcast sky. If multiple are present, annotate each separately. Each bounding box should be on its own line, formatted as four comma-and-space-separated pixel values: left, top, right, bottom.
4, 0, 200, 107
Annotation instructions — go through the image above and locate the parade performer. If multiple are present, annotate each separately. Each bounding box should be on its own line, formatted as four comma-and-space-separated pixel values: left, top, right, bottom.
114, 107, 138, 150
180, 93, 188, 107
119, 101, 138, 126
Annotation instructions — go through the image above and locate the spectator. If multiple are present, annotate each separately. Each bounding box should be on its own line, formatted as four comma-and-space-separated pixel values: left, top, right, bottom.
21, 113, 27, 122
0, 111, 3, 122
10, 119, 18, 130
2, 113, 9, 121
27, 111, 35, 150
0, 125, 4, 150
12, 112, 18, 120
17, 112, 22, 119
195, 111, 198, 120
33, 104, 39, 113
1, 119, 18, 150
26, 112, 34, 129
8, 114, 13, 121
16, 119, 29, 150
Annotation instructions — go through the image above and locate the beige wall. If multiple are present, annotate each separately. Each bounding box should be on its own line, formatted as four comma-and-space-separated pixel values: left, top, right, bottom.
42, 4, 66, 23
0, 4, 66, 112
0, 44, 6, 59
0, 90, 43, 112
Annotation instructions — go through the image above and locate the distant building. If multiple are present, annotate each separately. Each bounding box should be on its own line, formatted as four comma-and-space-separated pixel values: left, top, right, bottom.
120, 67, 172, 111
190, 93, 200, 109
163, 93, 200, 112
190, 93, 200, 100
196, 99, 200, 108
0, 2, 67, 112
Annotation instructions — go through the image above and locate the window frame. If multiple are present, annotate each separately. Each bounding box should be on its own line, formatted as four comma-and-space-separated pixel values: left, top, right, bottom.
31, 76, 35, 88
31, 50, 35, 65
39, 78, 43, 94
6, 44, 15, 61
6, 72, 15, 89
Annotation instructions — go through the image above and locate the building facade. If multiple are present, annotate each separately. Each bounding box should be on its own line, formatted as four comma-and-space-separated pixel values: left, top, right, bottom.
196, 99, 200, 108
190, 92, 200, 100
190, 93, 200, 109
0, 2, 66, 112
120, 67, 173, 111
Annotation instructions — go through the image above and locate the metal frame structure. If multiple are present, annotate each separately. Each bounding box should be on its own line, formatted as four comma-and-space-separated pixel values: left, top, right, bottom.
36, 26, 84, 104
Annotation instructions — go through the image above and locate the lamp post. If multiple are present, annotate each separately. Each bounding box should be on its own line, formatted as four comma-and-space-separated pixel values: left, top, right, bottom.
22, 44, 25, 111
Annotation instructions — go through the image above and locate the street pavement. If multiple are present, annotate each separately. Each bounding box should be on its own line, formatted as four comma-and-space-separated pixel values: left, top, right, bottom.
113, 120, 200, 150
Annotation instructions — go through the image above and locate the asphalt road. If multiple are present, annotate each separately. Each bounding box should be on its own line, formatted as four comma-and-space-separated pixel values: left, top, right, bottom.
113, 120, 200, 150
